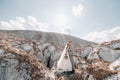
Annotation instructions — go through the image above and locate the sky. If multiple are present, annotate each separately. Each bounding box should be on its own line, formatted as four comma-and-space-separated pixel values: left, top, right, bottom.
0, 0, 120, 43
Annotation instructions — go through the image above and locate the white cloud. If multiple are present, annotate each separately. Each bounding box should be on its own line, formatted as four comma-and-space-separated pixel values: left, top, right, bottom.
72, 4, 84, 16
0, 16, 48, 31
16, 17, 26, 23
82, 27, 120, 43
0, 16, 73, 35
9, 19, 25, 29
0, 21, 12, 29
27, 16, 48, 31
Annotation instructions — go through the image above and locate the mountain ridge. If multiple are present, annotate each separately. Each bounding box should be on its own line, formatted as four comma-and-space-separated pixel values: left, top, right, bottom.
0, 30, 96, 48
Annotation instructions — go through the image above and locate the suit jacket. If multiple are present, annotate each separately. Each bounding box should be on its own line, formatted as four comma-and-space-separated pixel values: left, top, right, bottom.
68, 46, 74, 72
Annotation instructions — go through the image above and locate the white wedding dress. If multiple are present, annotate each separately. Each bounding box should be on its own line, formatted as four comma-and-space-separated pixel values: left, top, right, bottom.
57, 45, 72, 73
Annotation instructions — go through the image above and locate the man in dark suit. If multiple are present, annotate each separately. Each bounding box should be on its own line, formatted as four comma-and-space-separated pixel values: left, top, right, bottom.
67, 41, 75, 73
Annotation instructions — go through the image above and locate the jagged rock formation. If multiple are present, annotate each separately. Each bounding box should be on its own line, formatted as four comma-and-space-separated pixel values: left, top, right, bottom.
0, 30, 120, 80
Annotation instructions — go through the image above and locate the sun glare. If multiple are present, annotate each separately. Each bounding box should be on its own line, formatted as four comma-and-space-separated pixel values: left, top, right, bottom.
54, 14, 68, 26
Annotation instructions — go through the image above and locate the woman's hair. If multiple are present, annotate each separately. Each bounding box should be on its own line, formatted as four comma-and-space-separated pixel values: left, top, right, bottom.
67, 41, 72, 46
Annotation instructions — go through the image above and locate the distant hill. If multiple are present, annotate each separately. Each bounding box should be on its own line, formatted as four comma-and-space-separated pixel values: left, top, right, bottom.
0, 30, 96, 48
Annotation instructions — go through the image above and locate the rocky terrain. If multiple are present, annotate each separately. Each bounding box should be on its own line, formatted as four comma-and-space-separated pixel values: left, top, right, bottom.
0, 30, 120, 80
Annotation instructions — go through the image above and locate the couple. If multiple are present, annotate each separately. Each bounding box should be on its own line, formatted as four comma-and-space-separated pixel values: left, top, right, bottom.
57, 41, 74, 73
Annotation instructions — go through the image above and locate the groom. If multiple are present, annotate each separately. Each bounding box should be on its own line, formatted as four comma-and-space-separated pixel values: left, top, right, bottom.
67, 41, 74, 73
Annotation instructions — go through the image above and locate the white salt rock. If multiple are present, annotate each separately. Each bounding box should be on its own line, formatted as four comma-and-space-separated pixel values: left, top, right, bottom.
99, 47, 120, 62
87, 52, 99, 60
82, 47, 92, 58
48, 45, 56, 53
51, 51, 62, 61
73, 56, 79, 64
21, 43, 33, 51
104, 72, 120, 80
0, 49, 4, 55
44, 50, 51, 58
109, 42, 120, 49
42, 43, 50, 49
38, 45, 43, 50
45, 68, 56, 80
109, 58, 120, 70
